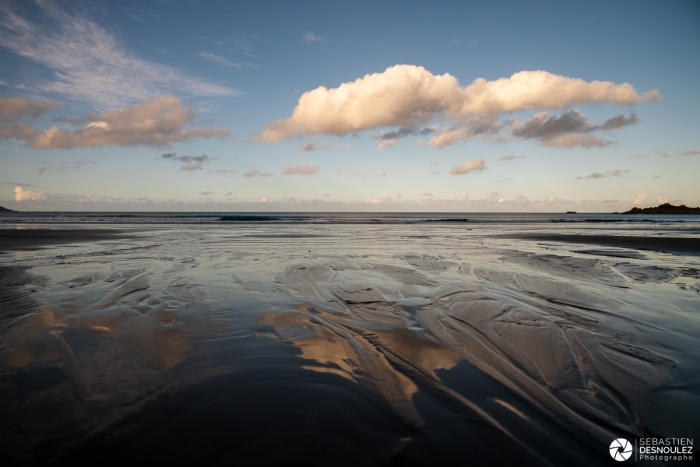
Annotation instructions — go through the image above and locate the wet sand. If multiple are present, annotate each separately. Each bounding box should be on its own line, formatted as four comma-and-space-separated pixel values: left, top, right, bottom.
0, 223, 698, 466
501, 233, 700, 255
0, 228, 145, 254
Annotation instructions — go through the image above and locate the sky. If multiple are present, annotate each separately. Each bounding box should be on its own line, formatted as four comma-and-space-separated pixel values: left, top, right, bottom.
1, 0, 699, 212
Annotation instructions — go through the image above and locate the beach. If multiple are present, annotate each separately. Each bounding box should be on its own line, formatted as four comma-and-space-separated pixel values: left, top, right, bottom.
0, 213, 698, 466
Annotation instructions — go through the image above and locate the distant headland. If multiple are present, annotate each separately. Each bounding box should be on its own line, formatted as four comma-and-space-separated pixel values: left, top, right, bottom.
619, 203, 700, 215
0, 206, 16, 212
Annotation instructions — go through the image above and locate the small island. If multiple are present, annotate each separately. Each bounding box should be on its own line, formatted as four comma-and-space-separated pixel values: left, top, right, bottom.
0, 206, 17, 212
621, 203, 700, 215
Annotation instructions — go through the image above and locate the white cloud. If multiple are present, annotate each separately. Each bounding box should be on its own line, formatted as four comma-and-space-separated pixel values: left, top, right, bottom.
449, 158, 486, 175
282, 164, 321, 175
304, 32, 325, 43
1, 95, 228, 149
14, 186, 45, 201
656, 195, 669, 204
366, 194, 392, 204
376, 172, 387, 178
377, 139, 395, 149
429, 127, 471, 149
633, 193, 647, 205
683, 150, 699, 156
0, 2, 239, 109
252, 64, 660, 143
484, 192, 505, 204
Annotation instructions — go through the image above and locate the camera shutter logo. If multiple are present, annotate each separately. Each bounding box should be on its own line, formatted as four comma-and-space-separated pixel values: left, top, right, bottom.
610, 438, 633, 461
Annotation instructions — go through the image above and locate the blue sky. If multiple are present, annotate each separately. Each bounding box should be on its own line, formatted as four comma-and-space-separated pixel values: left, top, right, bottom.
1, 0, 698, 211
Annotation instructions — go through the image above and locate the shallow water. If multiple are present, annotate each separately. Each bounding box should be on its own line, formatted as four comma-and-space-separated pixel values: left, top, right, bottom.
1, 220, 699, 466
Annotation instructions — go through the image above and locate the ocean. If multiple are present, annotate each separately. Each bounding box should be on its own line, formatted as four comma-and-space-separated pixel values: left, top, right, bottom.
1, 210, 700, 225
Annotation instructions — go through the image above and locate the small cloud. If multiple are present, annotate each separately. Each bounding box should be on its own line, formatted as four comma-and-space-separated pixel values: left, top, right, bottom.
378, 140, 395, 149
497, 155, 524, 162
449, 158, 486, 175
298, 142, 316, 152
376, 172, 387, 178
244, 169, 260, 177
683, 150, 700, 156
282, 164, 320, 176
161, 153, 216, 171
209, 169, 236, 174
654, 151, 670, 158
197, 52, 242, 68
423, 192, 433, 197
599, 113, 640, 131
297, 142, 352, 152
511, 110, 622, 148
14, 186, 46, 201
366, 194, 392, 204
574, 169, 628, 180
656, 195, 669, 204
323, 193, 330, 197
304, 32, 325, 43
37, 159, 94, 175
200, 191, 214, 195
653, 174, 662, 179
375, 126, 435, 142
633, 193, 647, 205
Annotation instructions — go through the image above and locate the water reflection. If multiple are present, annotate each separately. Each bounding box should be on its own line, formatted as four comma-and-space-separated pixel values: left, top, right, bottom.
0, 222, 698, 465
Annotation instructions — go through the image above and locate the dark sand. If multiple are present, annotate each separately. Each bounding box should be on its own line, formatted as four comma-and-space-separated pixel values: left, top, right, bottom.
501, 233, 700, 255
0, 224, 698, 466
0, 228, 145, 253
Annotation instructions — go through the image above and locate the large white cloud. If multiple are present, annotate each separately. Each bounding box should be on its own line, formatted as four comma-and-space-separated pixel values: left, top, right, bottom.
252, 65, 660, 143
0, 95, 228, 149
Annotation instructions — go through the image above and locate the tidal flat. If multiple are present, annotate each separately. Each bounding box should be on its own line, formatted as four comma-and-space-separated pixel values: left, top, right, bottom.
0, 217, 699, 466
